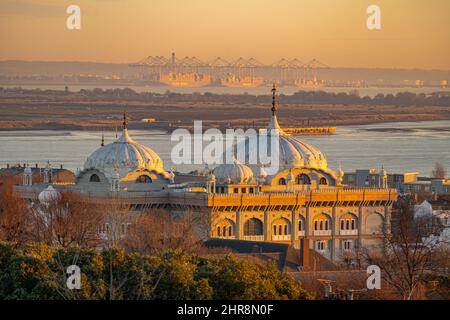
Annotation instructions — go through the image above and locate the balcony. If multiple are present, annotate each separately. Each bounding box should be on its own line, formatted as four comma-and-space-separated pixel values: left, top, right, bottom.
313, 230, 331, 236
242, 235, 264, 241
298, 230, 305, 237
340, 229, 358, 236
217, 235, 236, 240
272, 235, 291, 241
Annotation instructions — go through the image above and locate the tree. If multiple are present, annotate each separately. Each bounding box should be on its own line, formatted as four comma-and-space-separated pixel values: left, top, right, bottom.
362, 198, 447, 299
432, 162, 447, 179
0, 243, 313, 300
31, 190, 104, 248
0, 182, 33, 244
122, 209, 201, 255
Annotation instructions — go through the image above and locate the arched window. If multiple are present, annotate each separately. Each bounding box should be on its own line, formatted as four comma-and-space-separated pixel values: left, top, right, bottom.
284, 225, 288, 235
279, 225, 283, 235
217, 226, 221, 236
315, 217, 330, 230
298, 220, 303, 231
340, 216, 357, 230
244, 218, 263, 236
89, 174, 100, 182
319, 177, 328, 185
228, 226, 233, 236
278, 178, 287, 185
273, 225, 277, 235
296, 174, 311, 185
136, 175, 152, 183
222, 226, 227, 237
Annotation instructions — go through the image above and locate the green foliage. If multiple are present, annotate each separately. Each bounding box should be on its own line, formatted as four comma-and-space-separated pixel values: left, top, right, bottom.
0, 242, 313, 300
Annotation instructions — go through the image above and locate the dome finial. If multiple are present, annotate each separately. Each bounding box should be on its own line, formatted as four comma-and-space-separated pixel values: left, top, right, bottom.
271, 83, 277, 116
123, 110, 128, 130
101, 132, 105, 147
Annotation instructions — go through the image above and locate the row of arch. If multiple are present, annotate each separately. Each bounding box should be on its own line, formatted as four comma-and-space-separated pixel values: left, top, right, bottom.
278, 174, 328, 186
215, 212, 384, 237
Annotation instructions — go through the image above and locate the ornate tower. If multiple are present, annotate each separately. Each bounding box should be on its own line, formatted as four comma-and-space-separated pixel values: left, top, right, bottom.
43, 161, 52, 184
23, 166, 32, 186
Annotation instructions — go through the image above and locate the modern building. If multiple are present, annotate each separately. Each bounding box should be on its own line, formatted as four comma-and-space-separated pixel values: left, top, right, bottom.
343, 169, 418, 192
13, 86, 397, 263
403, 178, 450, 195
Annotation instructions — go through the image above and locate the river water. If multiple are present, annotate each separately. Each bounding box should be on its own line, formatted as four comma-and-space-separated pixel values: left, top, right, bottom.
0, 120, 449, 176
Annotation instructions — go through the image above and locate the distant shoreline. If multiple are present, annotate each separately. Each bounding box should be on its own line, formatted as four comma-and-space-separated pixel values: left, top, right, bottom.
0, 119, 449, 132
1, 86, 449, 132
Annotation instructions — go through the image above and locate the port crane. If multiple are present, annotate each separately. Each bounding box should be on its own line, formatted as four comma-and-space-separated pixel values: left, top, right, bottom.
129, 53, 330, 87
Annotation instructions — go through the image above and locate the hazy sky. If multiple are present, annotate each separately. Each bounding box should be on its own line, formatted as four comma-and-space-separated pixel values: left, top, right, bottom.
0, 0, 449, 69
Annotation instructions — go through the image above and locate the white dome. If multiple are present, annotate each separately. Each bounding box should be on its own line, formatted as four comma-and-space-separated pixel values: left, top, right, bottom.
238, 85, 328, 174
38, 185, 59, 204
84, 129, 164, 179
238, 114, 327, 174
213, 159, 254, 184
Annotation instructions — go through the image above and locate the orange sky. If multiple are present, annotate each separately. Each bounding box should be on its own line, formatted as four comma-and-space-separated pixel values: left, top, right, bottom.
0, 0, 449, 69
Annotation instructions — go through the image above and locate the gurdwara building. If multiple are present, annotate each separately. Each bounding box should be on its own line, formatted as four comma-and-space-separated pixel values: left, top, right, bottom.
15, 87, 397, 262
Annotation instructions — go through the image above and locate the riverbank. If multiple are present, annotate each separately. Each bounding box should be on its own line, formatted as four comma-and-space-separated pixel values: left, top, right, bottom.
0, 100, 449, 131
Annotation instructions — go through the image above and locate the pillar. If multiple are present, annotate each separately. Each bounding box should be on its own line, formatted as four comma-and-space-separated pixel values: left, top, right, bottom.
235, 210, 241, 240
358, 206, 363, 248
291, 209, 298, 246
264, 210, 269, 241
331, 207, 337, 260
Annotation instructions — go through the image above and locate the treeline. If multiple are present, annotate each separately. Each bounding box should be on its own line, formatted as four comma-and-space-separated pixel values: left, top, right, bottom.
2, 87, 450, 106
0, 242, 313, 300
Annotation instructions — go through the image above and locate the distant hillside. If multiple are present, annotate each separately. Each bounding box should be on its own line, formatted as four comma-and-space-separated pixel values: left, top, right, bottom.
0, 60, 134, 76
0, 60, 448, 84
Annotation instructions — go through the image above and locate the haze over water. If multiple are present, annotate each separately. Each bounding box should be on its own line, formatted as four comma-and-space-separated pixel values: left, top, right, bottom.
1, 121, 449, 176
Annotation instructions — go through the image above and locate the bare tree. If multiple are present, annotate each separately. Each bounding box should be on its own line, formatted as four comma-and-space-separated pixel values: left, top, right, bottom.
122, 208, 201, 254
31, 190, 105, 248
431, 162, 447, 179
0, 181, 33, 244
362, 199, 447, 299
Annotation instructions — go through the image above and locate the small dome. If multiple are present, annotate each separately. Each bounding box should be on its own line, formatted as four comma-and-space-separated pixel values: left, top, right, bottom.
84, 129, 164, 179
38, 185, 59, 204
336, 166, 344, 185
213, 160, 254, 184
168, 171, 175, 183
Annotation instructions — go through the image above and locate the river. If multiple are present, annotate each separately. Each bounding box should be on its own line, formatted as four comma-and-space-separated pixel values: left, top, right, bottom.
0, 120, 449, 176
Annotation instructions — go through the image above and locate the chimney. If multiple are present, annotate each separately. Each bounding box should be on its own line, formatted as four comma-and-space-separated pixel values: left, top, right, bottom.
60, 164, 63, 169
299, 238, 310, 271
36, 163, 38, 168
6, 164, 10, 169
